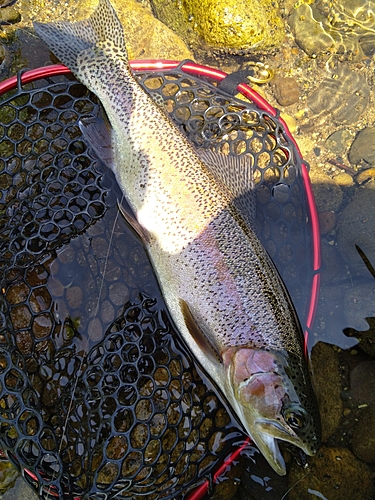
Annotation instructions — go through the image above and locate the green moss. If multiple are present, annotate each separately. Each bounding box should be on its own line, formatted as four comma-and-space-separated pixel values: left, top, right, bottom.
186, 0, 285, 50
152, 0, 285, 51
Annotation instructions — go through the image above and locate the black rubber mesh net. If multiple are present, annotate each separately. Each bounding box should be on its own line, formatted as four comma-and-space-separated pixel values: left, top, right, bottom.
0, 65, 313, 499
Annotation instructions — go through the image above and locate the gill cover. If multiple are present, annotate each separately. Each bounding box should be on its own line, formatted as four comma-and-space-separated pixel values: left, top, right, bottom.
224, 347, 319, 475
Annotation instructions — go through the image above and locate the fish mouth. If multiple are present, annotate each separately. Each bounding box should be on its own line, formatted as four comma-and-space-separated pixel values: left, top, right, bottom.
250, 418, 312, 475
251, 424, 287, 475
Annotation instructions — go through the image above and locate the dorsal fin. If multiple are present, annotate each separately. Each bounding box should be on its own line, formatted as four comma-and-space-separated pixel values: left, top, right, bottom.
197, 149, 256, 227
179, 299, 222, 364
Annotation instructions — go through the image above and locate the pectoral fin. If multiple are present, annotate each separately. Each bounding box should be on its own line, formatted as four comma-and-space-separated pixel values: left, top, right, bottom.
117, 202, 150, 245
179, 299, 222, 364
79, 112, 114, 168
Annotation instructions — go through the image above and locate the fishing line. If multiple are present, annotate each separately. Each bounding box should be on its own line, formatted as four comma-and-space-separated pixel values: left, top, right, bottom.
45, 193, 125, 498
279, 468, 310, 500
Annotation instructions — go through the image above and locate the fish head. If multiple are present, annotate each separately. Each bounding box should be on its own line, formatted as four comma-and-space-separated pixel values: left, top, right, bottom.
222, 347, 321, 475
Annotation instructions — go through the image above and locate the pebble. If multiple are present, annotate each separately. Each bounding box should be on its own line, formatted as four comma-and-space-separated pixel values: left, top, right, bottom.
333, 172, 354, 187
337, 180, 375, 277
271, 76, 300, 106
65, 285, 83, 309
318, 211, 336, 235
325, 129, 352, 155
0, 461, 18, 493
185, 0, 285, 51
349, 127, 375, 166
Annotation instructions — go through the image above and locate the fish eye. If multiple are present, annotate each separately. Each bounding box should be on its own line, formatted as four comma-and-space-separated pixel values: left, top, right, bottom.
283, 406, 308, 429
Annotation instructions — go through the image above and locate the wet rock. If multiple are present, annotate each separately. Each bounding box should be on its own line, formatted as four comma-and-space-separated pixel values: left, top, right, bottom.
0, 475, 38, 500
349, 127, 375, 166
311, 342, 343, 442
152, 0, 285, 52
337, 180, 375, 277
288, 4, 334, 56
306, 66, 370, 126
0, 6, 20, 24
110, 0, 194, 60
271, 76, 300, 106
288, 446, 375, 500
349, 360, 375, 406
309, 171, 343, 212
325, 129, 352, 155
351, 406, 375, 464
344, 284, 375, 333
0, 43, 11, 78
318, 211, 336, 235
0, 461, 19, 493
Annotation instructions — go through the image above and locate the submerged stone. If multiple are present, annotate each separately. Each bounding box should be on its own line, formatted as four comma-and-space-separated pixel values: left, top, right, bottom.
311, 342, 343, 442
351, 406, 375, 464
289, 0, 375, 59
288, 446, 375, 500
337, 180, 375, 277
288, 4, 334, 56
306, 66, 370, 126
325, 128, 352, 155
349, 127, 375, 166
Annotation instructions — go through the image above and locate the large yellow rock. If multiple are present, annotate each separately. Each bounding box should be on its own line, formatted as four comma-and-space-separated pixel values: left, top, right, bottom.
185, 0, 285, 50
151, 0, 285, 52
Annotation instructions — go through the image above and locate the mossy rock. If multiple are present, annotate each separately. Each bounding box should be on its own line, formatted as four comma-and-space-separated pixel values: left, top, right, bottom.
152, 0, 285, 52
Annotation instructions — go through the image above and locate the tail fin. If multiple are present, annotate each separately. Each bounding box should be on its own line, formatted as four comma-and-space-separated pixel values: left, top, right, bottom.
33, 0, 127, 74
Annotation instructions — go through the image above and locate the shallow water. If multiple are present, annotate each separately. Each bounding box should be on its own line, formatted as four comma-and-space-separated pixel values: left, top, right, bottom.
0, 0, 374, 499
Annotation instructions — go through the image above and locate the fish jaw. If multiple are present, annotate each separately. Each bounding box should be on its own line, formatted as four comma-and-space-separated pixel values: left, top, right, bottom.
222, 347, 319, 475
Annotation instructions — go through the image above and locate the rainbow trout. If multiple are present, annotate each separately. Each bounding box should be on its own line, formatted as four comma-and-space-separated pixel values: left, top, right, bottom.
34, 0, 320, 475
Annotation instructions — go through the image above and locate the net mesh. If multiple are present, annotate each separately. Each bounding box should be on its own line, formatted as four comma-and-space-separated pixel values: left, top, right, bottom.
0, 65, 313, 499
